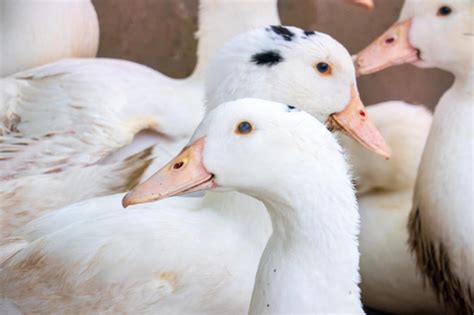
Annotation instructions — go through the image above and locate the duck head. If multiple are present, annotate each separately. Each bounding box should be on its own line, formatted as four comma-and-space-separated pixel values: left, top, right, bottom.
355, 0, 473, 76
206, 25, 390, 158
122, 98, 346, 207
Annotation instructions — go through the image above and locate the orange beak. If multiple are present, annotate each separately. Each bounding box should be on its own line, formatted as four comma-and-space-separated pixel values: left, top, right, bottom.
327, 85, 391, 159
347, 0, 374, 10
122, 137, 215, 207
354, 19, 419, 76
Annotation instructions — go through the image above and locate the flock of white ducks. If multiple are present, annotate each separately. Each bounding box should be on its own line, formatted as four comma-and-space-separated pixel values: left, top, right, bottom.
1, 0, 472, 314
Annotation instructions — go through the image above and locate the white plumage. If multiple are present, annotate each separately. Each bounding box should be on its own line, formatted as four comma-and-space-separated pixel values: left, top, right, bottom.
0, 0, 280, 236
0, 0, 99, 76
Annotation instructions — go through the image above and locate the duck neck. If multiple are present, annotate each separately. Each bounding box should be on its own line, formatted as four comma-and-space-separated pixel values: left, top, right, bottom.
448, 67, 473, 100
248, 164, 362, 314
432, 67, 472, 128
189, 0, 280, 80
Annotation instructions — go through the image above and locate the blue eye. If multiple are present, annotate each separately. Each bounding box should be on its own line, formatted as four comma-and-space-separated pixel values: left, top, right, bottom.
236, 121, 253, 135
437, 6, 452, 16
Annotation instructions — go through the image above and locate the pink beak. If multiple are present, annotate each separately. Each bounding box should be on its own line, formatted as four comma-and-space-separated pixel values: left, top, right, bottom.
122, 137, 215, 207
354, 19, 419, 76
327, 85, 391, 159
347, 0, 374, 10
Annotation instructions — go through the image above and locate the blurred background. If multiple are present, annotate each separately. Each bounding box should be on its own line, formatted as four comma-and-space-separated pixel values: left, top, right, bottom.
92, 0, 453, 109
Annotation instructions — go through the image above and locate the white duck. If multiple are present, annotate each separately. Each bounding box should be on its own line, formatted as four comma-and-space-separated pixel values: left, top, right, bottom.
0, 27, 385, 313
130, 99, 364, 314
340, 101, 444, 314
0, 0, 99, 76
1, 99, 364, 314
0, 0, 282, 235
355, 0, 473, 313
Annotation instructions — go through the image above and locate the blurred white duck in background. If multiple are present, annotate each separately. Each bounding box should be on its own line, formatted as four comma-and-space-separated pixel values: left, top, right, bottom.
0, 26, 385, 313
340, 101, 443, 314
0, 0, 99, 76
356, 0, 473, 313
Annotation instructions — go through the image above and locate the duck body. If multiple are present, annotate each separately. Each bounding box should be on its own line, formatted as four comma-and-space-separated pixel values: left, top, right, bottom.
0, 58, 201, 236
409, 77, 474, 313
0, 0, 99, 76
0, 193, 264, 314
358, 189, 442, 314
341, 101, 442, 314
1, 58, 203, 155
0, 148, 153, 238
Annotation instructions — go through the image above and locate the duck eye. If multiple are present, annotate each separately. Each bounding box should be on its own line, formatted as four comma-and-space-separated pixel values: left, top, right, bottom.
235, 121, 253, 135
315, 62, 332, 75
437, 6, 452, 16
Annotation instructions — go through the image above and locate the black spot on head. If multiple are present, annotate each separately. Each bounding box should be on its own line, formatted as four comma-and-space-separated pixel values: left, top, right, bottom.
270, 25, 295, 41
304, 30, 316, 36
251, 50, 283, 66
273, 269, 276, 272
286, 104, 300, 112
267, 304, 270, 307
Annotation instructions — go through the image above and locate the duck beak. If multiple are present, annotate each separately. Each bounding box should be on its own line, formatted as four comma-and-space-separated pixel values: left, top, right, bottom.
347, 0, 374, 10
354, 19, 419, 76
122, 137, 215, 208
327, 85, 391, 159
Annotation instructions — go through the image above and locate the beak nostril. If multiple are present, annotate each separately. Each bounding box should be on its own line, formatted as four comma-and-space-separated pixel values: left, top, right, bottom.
384, 37, 395, 45
359, 110, 366, 118
173, 161, 184, 170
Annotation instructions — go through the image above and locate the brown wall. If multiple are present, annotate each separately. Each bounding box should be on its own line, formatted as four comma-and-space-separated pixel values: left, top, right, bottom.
93, 0, 453, 109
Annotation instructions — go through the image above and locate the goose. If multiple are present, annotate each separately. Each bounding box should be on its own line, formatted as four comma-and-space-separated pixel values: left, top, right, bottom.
0, 27, 386, 313
0, 0, 99, 76
355, 0, 473, 313
0, 0, 282, 235
1, 98, 364, 314
341, 101, 444, 314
